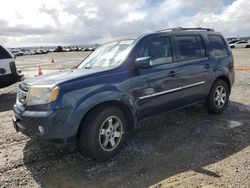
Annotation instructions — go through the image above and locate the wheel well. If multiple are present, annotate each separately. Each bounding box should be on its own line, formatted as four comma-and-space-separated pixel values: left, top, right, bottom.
215, 76, 231, 93
76, 101, 135, 139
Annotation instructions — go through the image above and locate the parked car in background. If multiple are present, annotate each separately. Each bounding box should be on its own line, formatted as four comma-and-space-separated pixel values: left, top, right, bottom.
229, 40, 250, 48
13, 27, 234, 160
228, 39, 241, 44
23, 51, 32, 56
84, 47, 96, 51
10, 50, 24, 57
63, 47, 70, 52
0, 45, 23, 88
35, 49, 48, 55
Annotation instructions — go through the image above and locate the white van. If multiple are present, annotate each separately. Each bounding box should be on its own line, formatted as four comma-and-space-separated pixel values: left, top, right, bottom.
0, 45, 23, 88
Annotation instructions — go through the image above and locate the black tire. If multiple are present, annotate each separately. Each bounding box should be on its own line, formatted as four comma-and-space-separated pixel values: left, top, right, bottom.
230, 45, 235, 49
79, 105, 127, 161
246, 45, 250, 48
205, 80, 229, 114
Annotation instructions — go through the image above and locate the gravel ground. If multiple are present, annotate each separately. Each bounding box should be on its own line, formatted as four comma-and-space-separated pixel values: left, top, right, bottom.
0, 49, 249, 188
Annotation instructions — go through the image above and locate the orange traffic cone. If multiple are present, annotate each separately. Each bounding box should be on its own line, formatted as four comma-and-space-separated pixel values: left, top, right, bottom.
38, 65, 43, 76
51, 58, 54, 63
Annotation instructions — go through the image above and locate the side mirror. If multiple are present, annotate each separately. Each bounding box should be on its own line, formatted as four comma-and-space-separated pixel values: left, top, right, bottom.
134, 56, 152, 69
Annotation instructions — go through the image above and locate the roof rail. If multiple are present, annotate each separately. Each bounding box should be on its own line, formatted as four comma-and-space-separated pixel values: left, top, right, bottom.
157, 27, 215, 32
156, 28, 175, 32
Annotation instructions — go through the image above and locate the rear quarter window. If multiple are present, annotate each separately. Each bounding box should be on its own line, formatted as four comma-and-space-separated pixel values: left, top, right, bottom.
0, 46, 12, 59
208, 35, 228, 57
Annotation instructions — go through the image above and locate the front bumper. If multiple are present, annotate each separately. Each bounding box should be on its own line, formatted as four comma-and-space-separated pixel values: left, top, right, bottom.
12, 104, 75, 144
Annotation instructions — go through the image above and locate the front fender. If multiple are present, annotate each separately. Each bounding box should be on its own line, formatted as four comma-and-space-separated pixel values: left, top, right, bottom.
62, 88, 135, 139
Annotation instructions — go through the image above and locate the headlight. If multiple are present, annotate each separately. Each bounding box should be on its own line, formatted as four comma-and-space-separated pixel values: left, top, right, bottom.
27, 85, 60, 105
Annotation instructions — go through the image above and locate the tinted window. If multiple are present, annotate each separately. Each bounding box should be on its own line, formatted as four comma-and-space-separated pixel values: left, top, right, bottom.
208, 35, 228, 56
0, 46, 12, 59
137, 37, 173, 65
175, 36, 203, 61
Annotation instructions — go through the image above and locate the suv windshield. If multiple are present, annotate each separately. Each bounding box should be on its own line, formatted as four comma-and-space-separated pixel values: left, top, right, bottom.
78, 40, 135, 69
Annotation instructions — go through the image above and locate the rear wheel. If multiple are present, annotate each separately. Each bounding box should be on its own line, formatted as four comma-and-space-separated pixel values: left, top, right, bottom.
205, 80, 229, 114
79, 106, 127, 161
246, 45, 250, 48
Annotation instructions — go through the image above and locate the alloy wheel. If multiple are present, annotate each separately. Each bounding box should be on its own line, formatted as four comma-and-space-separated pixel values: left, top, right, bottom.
99, 116, 123, 152
214, 85, 227, 108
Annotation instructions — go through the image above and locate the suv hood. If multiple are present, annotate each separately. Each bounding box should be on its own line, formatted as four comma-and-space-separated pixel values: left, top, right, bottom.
23, 68, 110, 86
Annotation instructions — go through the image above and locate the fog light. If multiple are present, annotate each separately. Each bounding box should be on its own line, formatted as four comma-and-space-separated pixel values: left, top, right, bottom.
38, 126, 44, 135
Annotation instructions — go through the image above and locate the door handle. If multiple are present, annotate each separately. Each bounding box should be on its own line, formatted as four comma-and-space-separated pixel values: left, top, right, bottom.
205, 63, 211, 69
169, 71, 177, 77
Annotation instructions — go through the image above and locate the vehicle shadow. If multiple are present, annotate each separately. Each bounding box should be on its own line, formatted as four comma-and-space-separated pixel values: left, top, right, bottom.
23, 101, 250, 188
0, 92, 16, 112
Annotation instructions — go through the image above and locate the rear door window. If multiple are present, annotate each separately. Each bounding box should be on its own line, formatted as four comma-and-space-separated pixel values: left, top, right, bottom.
208, 35, 228, 57
0, 46, 12, 59
175, 36, 204, 61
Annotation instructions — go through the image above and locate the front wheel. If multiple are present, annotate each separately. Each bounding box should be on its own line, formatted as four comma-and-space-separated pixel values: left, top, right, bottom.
79, 106, 127, 161
205, 80, 229, 114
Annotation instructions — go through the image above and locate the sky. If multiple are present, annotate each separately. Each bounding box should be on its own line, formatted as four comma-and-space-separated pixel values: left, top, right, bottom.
0, 0, 249, 47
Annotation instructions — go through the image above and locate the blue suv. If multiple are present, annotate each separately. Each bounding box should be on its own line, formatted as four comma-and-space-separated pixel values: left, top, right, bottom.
13, 28, 235, 160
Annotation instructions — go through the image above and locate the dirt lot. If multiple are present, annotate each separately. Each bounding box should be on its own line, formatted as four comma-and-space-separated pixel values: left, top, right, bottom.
0, 49, 249, 188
